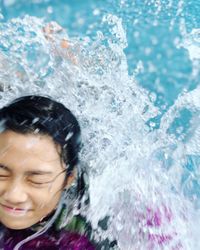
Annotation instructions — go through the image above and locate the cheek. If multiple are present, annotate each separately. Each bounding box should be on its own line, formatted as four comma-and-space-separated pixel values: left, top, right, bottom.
32, 188, 63, 211
0, 181, 10, 197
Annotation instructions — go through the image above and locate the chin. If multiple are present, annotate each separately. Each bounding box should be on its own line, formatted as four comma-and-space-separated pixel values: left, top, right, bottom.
1, 220, 34, 230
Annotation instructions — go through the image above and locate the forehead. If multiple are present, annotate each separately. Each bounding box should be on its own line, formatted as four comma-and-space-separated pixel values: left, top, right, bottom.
0, 130, 62, 171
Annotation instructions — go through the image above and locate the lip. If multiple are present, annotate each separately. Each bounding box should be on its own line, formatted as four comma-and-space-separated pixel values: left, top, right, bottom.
0, 204, 31, 215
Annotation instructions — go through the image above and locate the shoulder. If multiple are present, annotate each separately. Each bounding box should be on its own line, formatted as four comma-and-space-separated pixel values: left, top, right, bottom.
58, 230, 95, 250
17, 229, 95, 250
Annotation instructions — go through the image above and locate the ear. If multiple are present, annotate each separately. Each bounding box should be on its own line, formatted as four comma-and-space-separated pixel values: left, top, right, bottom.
65, 168, 77, 189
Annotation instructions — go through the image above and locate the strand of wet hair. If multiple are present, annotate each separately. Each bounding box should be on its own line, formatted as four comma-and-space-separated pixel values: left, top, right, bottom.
13, 192, 65, 250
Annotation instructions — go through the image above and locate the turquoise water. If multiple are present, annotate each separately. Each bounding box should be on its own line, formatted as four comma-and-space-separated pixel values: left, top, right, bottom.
0, 0, 200, 249
1, 0, 199, 105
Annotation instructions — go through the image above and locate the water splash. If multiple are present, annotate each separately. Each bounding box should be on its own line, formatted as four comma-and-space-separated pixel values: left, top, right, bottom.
0, 10, 199, 250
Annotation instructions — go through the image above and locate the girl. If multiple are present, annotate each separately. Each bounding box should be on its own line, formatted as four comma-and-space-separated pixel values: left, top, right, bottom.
0, 95, 95, 250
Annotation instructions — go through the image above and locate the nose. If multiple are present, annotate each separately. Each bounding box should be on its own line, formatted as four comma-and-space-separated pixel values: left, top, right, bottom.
3, 179, 28, 205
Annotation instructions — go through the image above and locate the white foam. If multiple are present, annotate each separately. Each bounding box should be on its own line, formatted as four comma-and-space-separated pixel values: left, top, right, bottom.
0, 15, 199, 249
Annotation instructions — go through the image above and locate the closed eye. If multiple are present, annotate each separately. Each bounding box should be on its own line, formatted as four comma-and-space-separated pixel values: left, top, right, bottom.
27, 180, 52, 188
0, 164, 11, 179
0, 175, 10, 178
28, 170, 66, 188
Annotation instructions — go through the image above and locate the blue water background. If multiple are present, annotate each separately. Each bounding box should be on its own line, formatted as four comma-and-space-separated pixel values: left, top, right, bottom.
1, 0, 199, 107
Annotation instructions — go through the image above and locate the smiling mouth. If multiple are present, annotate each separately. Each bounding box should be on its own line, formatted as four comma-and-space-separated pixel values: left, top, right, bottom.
0, 204, 31, 215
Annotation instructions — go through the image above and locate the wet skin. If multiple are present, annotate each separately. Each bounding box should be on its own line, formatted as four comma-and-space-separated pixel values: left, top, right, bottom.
0, 130, 72, 230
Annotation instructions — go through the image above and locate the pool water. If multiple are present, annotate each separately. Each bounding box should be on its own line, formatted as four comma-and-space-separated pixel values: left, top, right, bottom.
1, 0, 200, 105
0, 0, 200, 249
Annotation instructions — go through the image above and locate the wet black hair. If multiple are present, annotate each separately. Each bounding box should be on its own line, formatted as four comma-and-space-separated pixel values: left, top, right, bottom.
0, 95, 86, 202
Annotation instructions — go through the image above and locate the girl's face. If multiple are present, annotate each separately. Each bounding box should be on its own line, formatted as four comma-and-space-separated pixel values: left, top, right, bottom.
0, 130, 69, 230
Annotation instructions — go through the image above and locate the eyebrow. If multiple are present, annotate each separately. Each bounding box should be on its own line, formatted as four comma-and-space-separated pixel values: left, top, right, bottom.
26, 170, 53, 175
0, 164, 53, 175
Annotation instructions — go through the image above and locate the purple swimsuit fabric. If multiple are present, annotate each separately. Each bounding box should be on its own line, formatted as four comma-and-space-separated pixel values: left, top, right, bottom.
0, 205, 182, 249
1, 228, 95, 250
